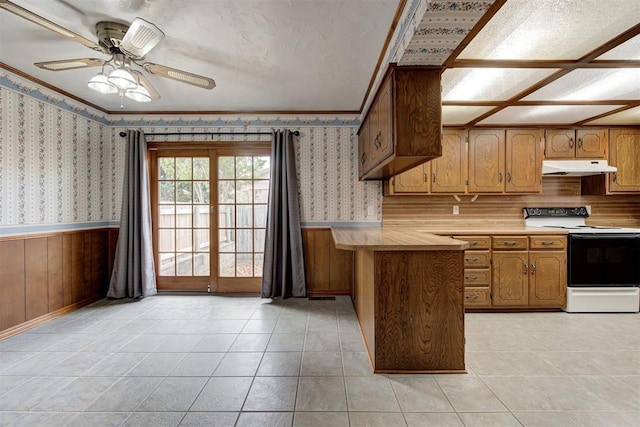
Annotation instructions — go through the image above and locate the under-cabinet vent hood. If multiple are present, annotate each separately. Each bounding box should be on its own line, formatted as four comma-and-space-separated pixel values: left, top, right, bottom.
542, 160, 617, 177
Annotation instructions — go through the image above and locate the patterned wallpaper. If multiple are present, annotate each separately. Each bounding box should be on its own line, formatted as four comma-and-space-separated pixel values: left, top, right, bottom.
0, 70, 380, 234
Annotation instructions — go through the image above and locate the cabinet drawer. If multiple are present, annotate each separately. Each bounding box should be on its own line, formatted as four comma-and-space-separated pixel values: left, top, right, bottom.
454, 236, 490, 250
530, 236, 566, 250
464, 288, 491, 307
464, 269, 490, 286
492, 236, 528, 250
464, 251, 491, 268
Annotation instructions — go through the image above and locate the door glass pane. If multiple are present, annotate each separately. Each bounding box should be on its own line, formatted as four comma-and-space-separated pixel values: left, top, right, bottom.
156, 155, 210, 279
216, 155, 269, 278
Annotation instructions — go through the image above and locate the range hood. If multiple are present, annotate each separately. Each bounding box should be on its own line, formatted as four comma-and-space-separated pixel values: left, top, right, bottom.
542, 160, 617, 177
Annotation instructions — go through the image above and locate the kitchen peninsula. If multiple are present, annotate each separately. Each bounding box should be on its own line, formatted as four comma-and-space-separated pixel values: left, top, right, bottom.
331, 227, 469, 373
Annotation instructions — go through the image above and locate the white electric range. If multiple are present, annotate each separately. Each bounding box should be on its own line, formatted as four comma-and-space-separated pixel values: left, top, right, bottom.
524, 207, 640, 313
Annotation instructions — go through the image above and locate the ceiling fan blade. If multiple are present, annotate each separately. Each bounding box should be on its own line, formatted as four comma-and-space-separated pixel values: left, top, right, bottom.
34, 58, 104, 71
120, 17, 164, 59
0, 0, 101, 52
133, 71, 161, 100
141, 62, 216, 89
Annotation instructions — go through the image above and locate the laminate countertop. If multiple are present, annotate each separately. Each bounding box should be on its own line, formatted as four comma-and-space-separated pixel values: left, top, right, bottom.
389, 225, 570, 235
331, 227, 470, 251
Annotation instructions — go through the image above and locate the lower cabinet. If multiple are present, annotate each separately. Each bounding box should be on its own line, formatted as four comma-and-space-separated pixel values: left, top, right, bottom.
456, 234, 566, 310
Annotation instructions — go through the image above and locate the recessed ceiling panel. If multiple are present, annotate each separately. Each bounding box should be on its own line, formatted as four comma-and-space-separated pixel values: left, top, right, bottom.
478, 105, 624, 125
459, 0, 640, 60
524, 69, 640, 101
585, 106, 640, 125
442, 106, 494, 125
597, 35, 640, 60
442, 68, 558, 101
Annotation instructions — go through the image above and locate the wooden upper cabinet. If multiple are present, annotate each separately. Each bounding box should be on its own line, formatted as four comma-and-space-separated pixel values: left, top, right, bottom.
609, 128, 640, 192
431, 129, 468, 193
505, 129, 542, 193
392, 162, 430, 193
545, 128, 606, 159
577, 129, 607, 158
358, 64, 442, 180
468, 129, 505, 193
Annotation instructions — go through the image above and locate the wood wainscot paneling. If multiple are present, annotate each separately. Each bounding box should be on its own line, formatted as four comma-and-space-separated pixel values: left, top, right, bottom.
0, 227, 116, 339
302, 228, 353, 296
383, 178, 640, 228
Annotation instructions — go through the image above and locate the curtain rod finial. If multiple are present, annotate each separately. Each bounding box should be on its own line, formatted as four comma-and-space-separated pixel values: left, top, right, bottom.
291, 130, 300, 136
119, 131, 127, 137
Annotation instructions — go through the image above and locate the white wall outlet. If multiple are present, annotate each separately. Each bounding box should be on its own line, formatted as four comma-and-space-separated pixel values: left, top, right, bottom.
586, 205, 591, 215
453, 205, 459, 215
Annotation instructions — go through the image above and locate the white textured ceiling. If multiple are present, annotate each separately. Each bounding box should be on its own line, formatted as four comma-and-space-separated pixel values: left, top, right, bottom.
0, 0, 400, 112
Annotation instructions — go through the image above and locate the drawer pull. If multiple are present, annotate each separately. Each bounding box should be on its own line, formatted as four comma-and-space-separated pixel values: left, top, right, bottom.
465, 257, 479, 262
540, 241, 555, 245
465, 275, 479, 280
465, 295, 479, 300
502, 241, 518, 246
468, 241, 479, 246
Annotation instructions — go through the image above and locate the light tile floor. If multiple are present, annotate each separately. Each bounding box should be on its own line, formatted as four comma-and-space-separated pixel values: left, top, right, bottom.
0, 295, 639, 426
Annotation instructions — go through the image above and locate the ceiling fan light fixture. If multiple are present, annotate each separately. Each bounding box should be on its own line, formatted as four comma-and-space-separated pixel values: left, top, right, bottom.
125, 84, 152, 102
87, 72, 117, 94
108, 67, 138, 90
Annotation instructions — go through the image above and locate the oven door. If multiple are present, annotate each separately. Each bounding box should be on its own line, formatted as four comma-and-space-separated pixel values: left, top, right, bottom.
568, 233, 640, 287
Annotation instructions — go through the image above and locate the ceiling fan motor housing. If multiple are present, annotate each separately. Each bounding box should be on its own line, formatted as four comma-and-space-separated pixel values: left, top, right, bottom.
96, 21, 129, 54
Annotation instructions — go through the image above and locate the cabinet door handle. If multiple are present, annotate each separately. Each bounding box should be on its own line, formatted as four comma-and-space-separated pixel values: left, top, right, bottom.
507, 172, 512, 183
465, 275, 479, 280
498, 172, 503, 183
578, 138, 583, 149
360, 153, 366, 164
465, 294, 479, 300
612, 172, 617, 183
531, 262, 536, 275
569, 137, 574, 148
523, 263, 529, 275
503, 241, 517, 246
465, 257, 479, 262
432, 172, 436, 183
424, 172, 429, 183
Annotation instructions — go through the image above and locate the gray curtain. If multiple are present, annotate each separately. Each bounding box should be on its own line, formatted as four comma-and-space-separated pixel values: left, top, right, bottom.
262, 129, 306, 298
107, 130, 157, 298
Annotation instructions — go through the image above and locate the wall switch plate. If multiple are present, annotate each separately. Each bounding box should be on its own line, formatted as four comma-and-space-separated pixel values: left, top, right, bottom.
453, 205, 459, 215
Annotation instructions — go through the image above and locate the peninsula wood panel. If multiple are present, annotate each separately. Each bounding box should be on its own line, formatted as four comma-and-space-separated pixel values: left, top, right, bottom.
374, 250, 465, 372
0, 228, 115, 337
383, 178, 640, 227
302, 228, 353, 295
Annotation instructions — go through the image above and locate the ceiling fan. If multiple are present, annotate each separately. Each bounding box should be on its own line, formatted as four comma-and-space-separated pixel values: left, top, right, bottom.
0, 0, 216, 105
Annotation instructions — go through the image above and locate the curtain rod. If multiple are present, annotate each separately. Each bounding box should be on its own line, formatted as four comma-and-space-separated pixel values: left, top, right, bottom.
118, 131, 300, 137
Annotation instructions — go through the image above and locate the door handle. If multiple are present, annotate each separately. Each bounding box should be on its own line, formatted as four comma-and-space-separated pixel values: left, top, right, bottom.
507, 172, 512, 183
569, 137, 574, 148
523, 263, 528, 275
530, 262, 536, 275
578, 138, 583, 149
498, 172, 503, 183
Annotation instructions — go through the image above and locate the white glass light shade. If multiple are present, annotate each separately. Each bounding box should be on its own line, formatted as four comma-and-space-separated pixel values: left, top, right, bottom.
108, 68, 138, 90
87, 73, 117, 94
125, 84, 152, 102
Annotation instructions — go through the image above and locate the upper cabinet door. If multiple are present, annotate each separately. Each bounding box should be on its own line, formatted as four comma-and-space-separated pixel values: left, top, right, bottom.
431, 129, 468, 193
576, 129, 606, 159
505, 129, 542, 194
376, 78, 394, 163
609, 128, 640, 192
468, 129, 505, 193
393, 163, 430, 193
545, 129, 575, 158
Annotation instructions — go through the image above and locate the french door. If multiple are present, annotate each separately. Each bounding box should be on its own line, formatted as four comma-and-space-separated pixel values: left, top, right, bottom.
149, 147, 270, 292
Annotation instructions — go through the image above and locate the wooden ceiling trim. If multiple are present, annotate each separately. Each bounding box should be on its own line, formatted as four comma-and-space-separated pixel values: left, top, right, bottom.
574, 104, 640, 126
577, 22, 640, 63
445, 100, 639, 107
442, 0, 508, 68
450, 59, 640, 69
359, 0, 407, 113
